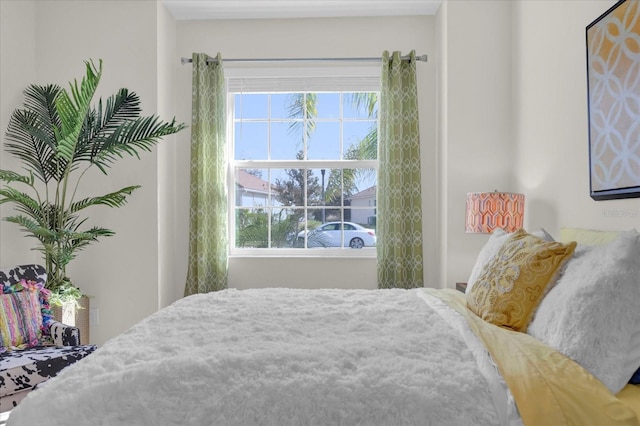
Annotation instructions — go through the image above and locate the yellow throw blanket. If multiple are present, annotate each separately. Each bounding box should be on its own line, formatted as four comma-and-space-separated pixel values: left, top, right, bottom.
619, 385, 640, 420
425, 289, 639, 426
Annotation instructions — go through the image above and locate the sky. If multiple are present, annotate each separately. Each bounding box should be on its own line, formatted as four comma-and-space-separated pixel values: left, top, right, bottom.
232, 91, 379, 245
234, 92, 375, 163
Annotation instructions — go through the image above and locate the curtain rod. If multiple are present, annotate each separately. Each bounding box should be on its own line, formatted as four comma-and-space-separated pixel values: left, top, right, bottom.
180, 54, 427, 65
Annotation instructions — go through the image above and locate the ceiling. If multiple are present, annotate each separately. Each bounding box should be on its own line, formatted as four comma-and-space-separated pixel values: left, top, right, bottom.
162, 0, 443, 20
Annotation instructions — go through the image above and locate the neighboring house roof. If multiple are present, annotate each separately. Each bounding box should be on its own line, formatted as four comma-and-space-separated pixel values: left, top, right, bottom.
237, 170, 277, 195
348, 185, 376, 201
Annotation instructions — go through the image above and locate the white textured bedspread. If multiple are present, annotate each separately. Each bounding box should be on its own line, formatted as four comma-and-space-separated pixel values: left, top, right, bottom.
8, 288, 503, 426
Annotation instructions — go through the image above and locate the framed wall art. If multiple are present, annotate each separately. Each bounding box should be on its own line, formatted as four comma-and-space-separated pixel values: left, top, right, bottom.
586, 0, 640, 200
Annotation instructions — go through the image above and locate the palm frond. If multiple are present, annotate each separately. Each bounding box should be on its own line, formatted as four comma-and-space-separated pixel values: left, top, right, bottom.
89, 116, 185, 173
306, 230, 334, 248
52, 226, 114, 243
76, 226, 115, 239
44, 245, 74, 272
68, 185, 140, 213
98, 89, 142, 131
59, 223, 111, 263
40, 226, 111, 276
0, 188, 46, 221
68, 226, 116, 251
5, 215, 56, 241
347, 92, 378, 118
74, 89, 143, 163
39, 222, 115, 271
343, 125, 377, 189
6, 85, 64, 183
345, 126, 377, 161
286, 93, 317, 147
55, 60, 102, 162
22, 84, 62, 126
0, 170, 34, 186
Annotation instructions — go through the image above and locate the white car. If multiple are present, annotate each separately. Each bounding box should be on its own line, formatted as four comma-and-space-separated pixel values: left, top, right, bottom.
297, 221, 376, 249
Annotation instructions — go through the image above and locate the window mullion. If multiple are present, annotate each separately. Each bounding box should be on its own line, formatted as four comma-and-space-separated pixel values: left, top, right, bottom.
303, 92, 308, 242
235, 160, 377, 169
230, 83, 379, 254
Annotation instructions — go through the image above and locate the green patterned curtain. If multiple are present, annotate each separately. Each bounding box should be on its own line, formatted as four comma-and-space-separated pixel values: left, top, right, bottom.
377, 50, 424, 289
184, 53, 228, 296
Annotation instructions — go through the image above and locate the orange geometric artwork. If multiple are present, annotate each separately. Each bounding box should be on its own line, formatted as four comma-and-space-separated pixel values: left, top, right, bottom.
586, 0, 640, 200
465, 192, 525, 234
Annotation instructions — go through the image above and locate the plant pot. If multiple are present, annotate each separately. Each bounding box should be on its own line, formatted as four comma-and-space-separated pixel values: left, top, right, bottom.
52, 295, 90, 345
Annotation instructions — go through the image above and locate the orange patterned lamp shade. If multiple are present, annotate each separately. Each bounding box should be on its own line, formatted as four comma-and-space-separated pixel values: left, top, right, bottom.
465, 192, 525, 233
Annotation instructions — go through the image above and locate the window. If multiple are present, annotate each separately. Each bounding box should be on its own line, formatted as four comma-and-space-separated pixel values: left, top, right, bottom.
228, 74, 379, 254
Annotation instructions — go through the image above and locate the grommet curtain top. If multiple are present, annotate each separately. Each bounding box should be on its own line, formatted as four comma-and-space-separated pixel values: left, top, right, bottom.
180, 54, 427, 65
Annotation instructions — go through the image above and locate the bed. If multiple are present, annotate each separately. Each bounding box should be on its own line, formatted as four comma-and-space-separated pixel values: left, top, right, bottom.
6, 228, 640, 425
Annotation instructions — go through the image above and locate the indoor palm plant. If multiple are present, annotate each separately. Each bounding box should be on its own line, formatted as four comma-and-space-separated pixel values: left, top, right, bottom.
0, 59, 185, 306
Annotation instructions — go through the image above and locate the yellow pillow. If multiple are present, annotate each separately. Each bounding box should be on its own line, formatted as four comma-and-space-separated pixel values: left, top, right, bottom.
467, 229, 576, 332
558, 227, 620, 246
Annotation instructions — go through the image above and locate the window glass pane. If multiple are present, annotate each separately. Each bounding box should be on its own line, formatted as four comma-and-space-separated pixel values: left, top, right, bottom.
301, 209, 329, 248
305, 208, 324, 229
308, 122, 340, 160
271, 121, 302, 160
307, 169, 325, 207
293, 213, 312, 248
271, 93, 296, 119
323, 208, 342, 223
235, 93, 268, 119
236, 168, 270, 207
343, 209, 377, 249
230, 86, 379, 252
324, 168, 342, 207
305, 93, 318, 121
342, 93, 378, 119
349, 168, 377, 196
235, 122, 268, 160
236, 208, 268, 248
316, 93, 340, 118
270, 208, 298, 248
343, 121, 377, 160
343, 168, 371, 200
271, 168, 306, 208
345, 207, 377, 228
302, 217, 380, 249
344, 172, 377, 227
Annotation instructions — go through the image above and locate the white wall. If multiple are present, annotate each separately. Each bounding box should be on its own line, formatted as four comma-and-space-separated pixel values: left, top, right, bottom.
174, 16, 438, 291
0, 0, 172, 345
0, 6, 436, 344
38, 0, 163, 346
157, 1, 181, 309
513, 0, 640, 234
2, 0, 638, 345
437, 0, 639, 289
437, 1, 515, 287
0, 1, 38, 265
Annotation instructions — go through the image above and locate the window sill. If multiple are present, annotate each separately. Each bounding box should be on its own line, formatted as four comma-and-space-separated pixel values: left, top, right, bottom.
230, 248, 377, 259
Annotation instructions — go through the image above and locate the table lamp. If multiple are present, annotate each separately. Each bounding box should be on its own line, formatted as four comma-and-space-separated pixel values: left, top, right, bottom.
465, 191, 525, 233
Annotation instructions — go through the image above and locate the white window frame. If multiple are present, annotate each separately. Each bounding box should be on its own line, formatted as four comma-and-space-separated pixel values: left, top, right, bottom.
226, 66, 381, 258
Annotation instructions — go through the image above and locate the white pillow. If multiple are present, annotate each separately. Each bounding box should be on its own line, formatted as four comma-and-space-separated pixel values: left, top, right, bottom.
466, 229, 509, 294
527, 230, 640, 394
536, 227, 555, 242
466, 228, 554, 294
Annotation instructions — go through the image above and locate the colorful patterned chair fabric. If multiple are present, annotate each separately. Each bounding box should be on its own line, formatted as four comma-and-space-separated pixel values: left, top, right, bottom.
0, 265, 97, 412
